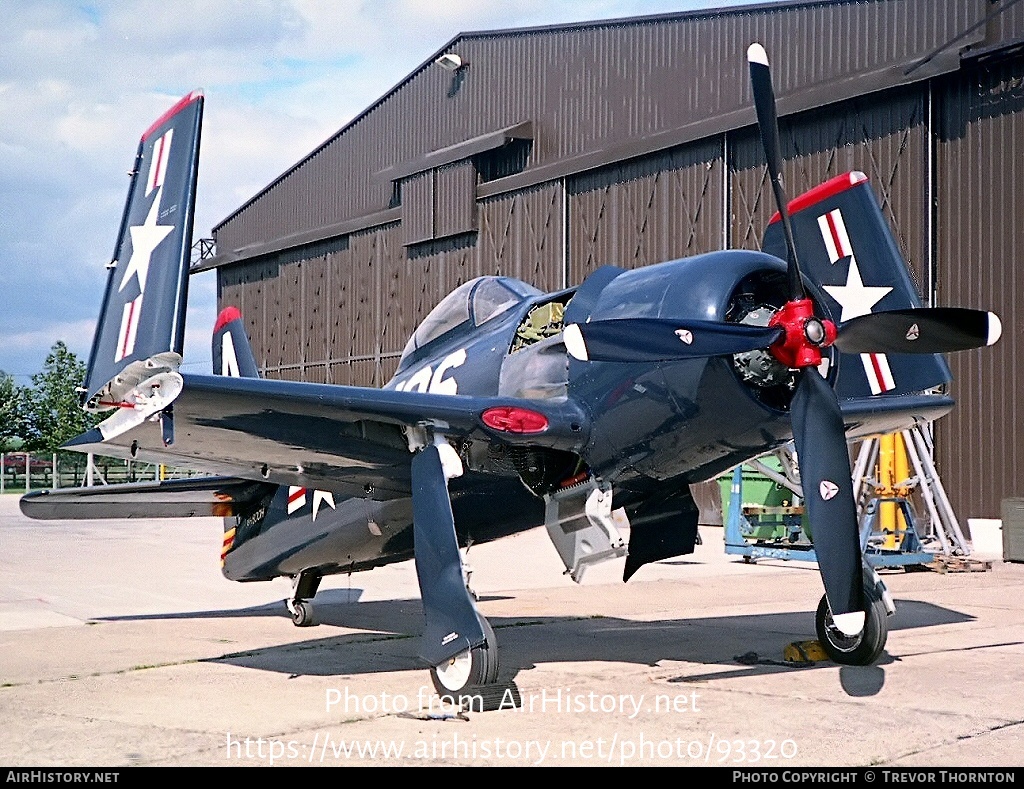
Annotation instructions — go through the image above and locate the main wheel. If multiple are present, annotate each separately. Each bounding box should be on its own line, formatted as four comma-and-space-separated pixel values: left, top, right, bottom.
430, 615, 498, 696
815, 592, 887, 665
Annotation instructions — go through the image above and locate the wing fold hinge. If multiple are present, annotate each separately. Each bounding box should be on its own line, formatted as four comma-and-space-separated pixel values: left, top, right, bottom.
95, 368, 184, 443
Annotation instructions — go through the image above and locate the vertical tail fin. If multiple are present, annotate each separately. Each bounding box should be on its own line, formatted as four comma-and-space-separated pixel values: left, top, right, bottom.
212, 307, 261, 378
763, 172, 951, 398
82, 91, 204, 412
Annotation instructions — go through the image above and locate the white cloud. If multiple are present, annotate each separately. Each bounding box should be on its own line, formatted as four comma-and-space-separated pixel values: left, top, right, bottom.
2, 319, 96, 350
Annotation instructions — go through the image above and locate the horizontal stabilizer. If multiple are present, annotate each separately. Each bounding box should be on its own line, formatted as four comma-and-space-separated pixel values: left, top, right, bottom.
20, 476, 272, 520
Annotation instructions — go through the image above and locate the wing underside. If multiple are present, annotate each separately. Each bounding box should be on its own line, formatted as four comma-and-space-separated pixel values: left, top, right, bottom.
64, 373, 591, 499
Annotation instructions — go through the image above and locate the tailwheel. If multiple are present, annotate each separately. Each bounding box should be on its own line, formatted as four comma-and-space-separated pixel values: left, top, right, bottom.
430, 615, 498, 696
288, 600, 317, 628
815, 589, 887, 665
287, 571, 321, 627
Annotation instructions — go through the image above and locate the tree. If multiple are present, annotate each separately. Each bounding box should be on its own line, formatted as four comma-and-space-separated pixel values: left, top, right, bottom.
23, 342, 97, 453
0, 370, 28, 452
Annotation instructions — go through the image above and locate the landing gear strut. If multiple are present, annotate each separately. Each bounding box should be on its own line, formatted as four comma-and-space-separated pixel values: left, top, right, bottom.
287, 571, 322, 627
411, 438, 499, 696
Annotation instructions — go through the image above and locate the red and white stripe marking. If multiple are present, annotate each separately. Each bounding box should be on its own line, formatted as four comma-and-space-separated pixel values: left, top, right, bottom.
861, 353, 895, 394
114, 294, 143, 362
287, 486, 307, 515
221, 528, 236, 565
146, 128, 173, 197
818, 207, 897, 394
817, 208, 853, 264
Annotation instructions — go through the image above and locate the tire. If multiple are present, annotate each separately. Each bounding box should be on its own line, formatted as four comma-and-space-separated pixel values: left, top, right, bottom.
430, 615, 498, 696
815, 592, 887, 665
289, 600, 317, 627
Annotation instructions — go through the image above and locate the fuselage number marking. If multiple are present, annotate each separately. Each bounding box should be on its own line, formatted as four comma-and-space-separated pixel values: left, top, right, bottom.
393, 348, 466, 395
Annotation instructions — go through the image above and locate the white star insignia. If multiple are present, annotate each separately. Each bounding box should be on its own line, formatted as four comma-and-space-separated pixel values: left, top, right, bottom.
119, 188, 173, 294
822, 258, 892, 322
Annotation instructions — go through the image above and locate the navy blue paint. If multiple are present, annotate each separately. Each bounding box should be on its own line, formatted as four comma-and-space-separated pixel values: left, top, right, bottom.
791, 369, 863, 617
36, 91, 980, 656
411, 445, 486, 665
762, 177, 952, 399
84, 95, 203, 405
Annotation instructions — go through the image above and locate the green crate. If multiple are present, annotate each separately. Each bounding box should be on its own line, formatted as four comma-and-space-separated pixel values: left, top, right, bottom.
719, 459, 809, 542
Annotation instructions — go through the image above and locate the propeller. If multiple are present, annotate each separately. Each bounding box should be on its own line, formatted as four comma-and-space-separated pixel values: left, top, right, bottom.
747, 43, 805, 302
562, 43, 1002, 636
834, 308, 1001, 355
746, 41, 864, 634
563, 319, 783, 363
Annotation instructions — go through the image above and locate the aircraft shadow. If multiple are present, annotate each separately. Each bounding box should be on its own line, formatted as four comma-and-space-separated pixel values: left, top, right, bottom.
91, 588, 370, 622
90, 588, 514, 627
114, 593, 975, 698
91, 591, 992, 698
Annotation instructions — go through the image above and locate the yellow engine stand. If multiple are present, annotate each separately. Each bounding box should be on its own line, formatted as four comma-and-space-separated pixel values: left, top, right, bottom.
878, 432, 911, 549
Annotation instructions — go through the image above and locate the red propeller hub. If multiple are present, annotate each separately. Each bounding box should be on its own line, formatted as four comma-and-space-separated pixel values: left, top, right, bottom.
767, 299, 837, 369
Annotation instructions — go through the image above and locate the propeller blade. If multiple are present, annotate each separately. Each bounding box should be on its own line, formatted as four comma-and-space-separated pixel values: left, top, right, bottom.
834, 308, 1002, 355
748, 42, 805, 301
563, 319, 784, 362
790, 367, 864, 634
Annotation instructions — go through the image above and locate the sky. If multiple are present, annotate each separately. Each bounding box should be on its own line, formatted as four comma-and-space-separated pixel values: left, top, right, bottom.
0, 0, 772, 384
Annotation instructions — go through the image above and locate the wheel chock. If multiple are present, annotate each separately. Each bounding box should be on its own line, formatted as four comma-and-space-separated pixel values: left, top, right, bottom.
784, 640, 829, 663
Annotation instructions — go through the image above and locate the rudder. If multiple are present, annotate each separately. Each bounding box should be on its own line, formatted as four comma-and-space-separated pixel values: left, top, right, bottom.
212, 306, 261, 378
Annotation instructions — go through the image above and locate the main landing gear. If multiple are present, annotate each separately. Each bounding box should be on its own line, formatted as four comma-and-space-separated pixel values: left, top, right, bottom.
289, 600, 316, 627
411, 438, 504, 698
814, 567, 893, 665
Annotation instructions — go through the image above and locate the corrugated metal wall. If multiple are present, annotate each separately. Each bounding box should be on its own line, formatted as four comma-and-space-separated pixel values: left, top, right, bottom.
477, 183, 564, 290
227, 181, 566, 386
934, 53, 1024, 517
213, 0, 1024, 517
212, 0, 983, 253
567, 140, 724, 281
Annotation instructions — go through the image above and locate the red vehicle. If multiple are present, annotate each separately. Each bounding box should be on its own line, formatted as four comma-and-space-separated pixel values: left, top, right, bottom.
2, 453, 52, 474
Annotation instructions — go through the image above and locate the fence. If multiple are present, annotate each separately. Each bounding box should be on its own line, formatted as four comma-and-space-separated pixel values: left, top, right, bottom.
0, 451, 198, 493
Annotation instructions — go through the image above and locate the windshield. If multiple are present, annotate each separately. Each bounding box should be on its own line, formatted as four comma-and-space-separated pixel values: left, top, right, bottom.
398, 277, 540, 366
472, 277, 521, 326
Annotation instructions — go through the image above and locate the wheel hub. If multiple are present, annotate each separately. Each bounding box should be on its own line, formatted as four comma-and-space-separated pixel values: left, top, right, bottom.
434, 649, 473, 692
822, 611, 864, 653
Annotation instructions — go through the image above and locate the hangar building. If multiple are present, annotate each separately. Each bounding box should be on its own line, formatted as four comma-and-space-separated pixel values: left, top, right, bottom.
196, 0, 1024, 519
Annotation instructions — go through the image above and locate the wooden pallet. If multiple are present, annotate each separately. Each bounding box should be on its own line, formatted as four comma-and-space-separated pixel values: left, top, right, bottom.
928, 555, 993, 573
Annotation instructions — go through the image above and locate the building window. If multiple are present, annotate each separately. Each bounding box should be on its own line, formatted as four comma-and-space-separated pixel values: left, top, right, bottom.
474, 138, 532, 183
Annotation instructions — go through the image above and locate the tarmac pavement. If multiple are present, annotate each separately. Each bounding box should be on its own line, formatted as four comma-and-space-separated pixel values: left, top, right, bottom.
1, 494, 1023, 767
